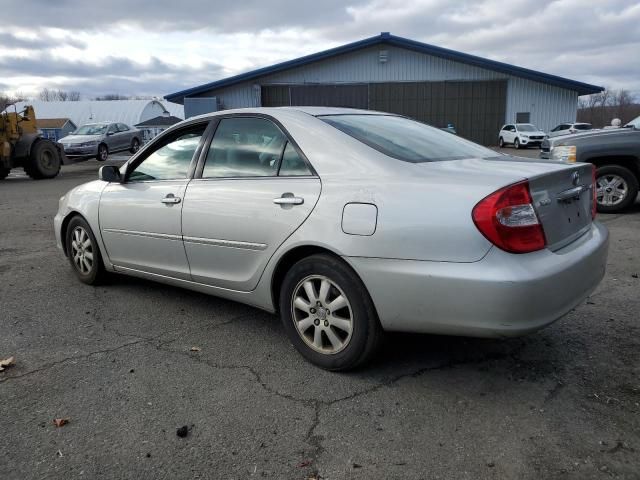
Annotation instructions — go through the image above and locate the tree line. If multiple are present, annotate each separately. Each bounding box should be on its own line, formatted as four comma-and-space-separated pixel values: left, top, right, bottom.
577, 88, 639, 128
1, 89, 156, 110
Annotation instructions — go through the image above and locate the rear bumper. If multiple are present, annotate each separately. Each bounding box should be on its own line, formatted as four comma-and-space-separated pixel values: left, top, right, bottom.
346, 221, 609, 337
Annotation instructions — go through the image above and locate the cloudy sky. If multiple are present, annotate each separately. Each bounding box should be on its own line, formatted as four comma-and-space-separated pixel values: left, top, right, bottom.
1, 0, 639, 100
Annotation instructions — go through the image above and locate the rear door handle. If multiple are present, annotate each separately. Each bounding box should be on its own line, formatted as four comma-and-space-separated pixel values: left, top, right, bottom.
273, 195, 304, 205
161, 194, 181, 204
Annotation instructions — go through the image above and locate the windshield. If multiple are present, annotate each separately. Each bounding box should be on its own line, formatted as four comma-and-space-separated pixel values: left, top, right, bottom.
516, 124, 538, 132
624, 115, 640, 129
73, 124, 108, 135
319, 114, 498, 163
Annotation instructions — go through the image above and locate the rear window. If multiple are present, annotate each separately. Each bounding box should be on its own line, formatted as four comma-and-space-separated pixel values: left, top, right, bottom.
319, 114, 498, 163
574, 124, 592, 130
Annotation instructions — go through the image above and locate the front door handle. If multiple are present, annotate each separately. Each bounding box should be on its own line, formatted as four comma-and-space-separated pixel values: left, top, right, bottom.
273, 194, 304, 205
161, 194, 181, 204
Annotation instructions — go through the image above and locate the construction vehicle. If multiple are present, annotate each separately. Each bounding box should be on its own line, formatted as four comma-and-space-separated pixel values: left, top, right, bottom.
1, 105, 64, 180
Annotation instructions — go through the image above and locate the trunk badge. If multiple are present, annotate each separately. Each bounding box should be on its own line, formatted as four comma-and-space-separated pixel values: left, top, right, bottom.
572, 171, 580, 186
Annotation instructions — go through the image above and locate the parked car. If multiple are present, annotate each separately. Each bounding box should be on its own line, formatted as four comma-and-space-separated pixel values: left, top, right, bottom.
54, 108, 608, 370
541, 114, 640, 213
498, 123, 546, 148
59, 122, 142, 162
548, 122, 592, 138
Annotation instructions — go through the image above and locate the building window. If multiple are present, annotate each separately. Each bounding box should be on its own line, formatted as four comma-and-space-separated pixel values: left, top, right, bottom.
516, 112, 530, 123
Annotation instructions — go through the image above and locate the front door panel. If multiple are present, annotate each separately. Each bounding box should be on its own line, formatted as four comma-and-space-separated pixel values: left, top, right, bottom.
182, 178, 321, 291
100, 180, 191, 279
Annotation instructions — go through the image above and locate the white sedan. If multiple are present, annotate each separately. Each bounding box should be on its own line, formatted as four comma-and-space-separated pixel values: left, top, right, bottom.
54, 108, 608, 370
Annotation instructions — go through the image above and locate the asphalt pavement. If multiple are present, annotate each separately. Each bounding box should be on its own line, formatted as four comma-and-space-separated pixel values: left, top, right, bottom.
1, 155, 639, 480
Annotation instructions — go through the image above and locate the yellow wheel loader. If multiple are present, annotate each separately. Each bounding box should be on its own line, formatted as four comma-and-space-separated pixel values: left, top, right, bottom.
0, 105, 65, 180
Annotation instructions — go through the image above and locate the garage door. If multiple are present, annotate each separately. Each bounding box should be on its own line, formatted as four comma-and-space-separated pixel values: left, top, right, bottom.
262, 84, 368, 109
369, 80, 507, 146
262, 80, 507, 145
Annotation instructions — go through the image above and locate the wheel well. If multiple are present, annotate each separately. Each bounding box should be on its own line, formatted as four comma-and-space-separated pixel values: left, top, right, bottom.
590, 156, 640, 180
270, 245, 342, 312
60, 211, 82, 256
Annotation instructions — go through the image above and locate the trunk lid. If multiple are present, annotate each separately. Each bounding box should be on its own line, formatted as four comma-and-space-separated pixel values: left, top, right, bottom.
417, 156, 594, 251
528, 162, 593, 250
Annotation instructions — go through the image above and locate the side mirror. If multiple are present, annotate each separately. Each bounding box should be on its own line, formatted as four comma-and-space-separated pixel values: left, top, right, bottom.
98, 165, 121, 182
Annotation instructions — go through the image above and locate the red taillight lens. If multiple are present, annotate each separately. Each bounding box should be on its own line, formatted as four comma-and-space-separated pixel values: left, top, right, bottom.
472, 180, 546, 254
591, 164, 597, 219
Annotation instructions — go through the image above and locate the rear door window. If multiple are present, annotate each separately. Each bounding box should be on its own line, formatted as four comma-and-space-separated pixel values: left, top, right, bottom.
202, 117, 287, 178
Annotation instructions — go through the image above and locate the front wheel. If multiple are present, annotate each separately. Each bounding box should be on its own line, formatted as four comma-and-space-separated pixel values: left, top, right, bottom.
0, 166, 9, 180
595, 165, 639, 213
129, 138, 140, 154
65, 216, 106, 285
96, 144, 108, 162
514, 138, 520, 149
24, 140, 61, 179
279, 254, 382, 371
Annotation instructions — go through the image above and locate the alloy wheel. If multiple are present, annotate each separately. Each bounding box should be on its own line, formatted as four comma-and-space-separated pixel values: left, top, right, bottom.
291, 275, 353, 354
597, 174, 628, 207
70, 226, 94, 275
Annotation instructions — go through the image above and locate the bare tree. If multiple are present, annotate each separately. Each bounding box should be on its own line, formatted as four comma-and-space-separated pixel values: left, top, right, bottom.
578, 88, 639, 127
95, 94, 130, 101
38, 88, 83, 102
0, 91, 26, 111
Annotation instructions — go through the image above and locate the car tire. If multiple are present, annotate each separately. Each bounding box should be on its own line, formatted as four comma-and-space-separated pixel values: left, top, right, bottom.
514, 138, 520, 149
96, 144, 109, 162
23, 139, 61, 179
279, 254, 382, 371
65, 216, 107, 285
498, 137, 504, 148
595, 165, 639, 213
129, 138, 140, 154
0, 166, 9, 180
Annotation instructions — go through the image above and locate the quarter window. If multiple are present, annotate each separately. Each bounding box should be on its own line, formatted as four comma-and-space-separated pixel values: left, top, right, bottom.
279, 142, 312, 176
128, 124, 206, 181
202, 117, 287, 178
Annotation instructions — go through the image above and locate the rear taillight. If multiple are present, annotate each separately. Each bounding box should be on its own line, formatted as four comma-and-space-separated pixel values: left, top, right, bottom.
591, 165, 597, 219
472, 180, 546, 254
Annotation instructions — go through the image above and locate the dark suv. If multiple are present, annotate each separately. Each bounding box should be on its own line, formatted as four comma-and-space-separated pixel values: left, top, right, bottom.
541, 115, 640, 213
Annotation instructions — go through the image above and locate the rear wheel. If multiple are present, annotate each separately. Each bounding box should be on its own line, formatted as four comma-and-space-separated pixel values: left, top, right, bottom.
514, 138, 520, 149
0, 167, 9, 180
65, 216, 106, 285
498, 137, 504, 148
279, 254, 382, 371
96, 144, 108, 162
129, 138, 140, 154
595, 165, 639, 213
24, 140, 61, 179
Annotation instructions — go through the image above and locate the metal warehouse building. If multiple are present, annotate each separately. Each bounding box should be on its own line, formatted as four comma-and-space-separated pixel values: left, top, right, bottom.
165, 32, 602, 145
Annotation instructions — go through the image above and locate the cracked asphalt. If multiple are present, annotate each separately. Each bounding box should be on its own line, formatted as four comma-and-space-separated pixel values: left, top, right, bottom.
1, 156, 639, 480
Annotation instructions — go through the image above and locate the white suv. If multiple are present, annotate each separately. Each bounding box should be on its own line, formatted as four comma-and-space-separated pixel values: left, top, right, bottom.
498, 123, 546, 149
548, 122, 592, 138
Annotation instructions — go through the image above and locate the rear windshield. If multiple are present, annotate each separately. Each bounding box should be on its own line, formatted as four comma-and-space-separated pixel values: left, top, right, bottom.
319, 114, 498, 163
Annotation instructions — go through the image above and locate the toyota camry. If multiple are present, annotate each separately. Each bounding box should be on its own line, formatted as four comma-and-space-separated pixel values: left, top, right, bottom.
54, 107, 609, 370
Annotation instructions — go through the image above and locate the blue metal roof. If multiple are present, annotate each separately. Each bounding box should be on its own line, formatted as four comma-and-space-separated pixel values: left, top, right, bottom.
165, 32, 603, 103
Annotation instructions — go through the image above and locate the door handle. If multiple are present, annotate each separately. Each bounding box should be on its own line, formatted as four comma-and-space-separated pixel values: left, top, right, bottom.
273, 195, 304, 205
161, 194, 181, 204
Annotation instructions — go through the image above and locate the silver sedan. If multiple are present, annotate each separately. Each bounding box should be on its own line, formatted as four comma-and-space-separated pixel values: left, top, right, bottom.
54, 107, 609, 370
59, 122, 142, 161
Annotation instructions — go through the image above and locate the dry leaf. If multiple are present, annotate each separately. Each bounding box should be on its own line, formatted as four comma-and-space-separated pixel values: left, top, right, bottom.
53, 418, 70, 427
298, 459, 312, 468
0, 356, 15, 372
190, 346, 201, 352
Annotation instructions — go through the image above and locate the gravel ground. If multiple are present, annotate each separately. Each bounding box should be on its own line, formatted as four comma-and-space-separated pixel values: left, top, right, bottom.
1, 156, 639, 480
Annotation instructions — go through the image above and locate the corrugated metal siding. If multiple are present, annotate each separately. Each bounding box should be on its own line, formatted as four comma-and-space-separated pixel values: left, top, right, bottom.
193, 45, 579, 133
506, 78, 578, 132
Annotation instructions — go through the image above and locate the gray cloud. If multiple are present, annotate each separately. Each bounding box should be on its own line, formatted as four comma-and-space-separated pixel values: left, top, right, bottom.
0, 0, 638, 97
0, 32, 86, 50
